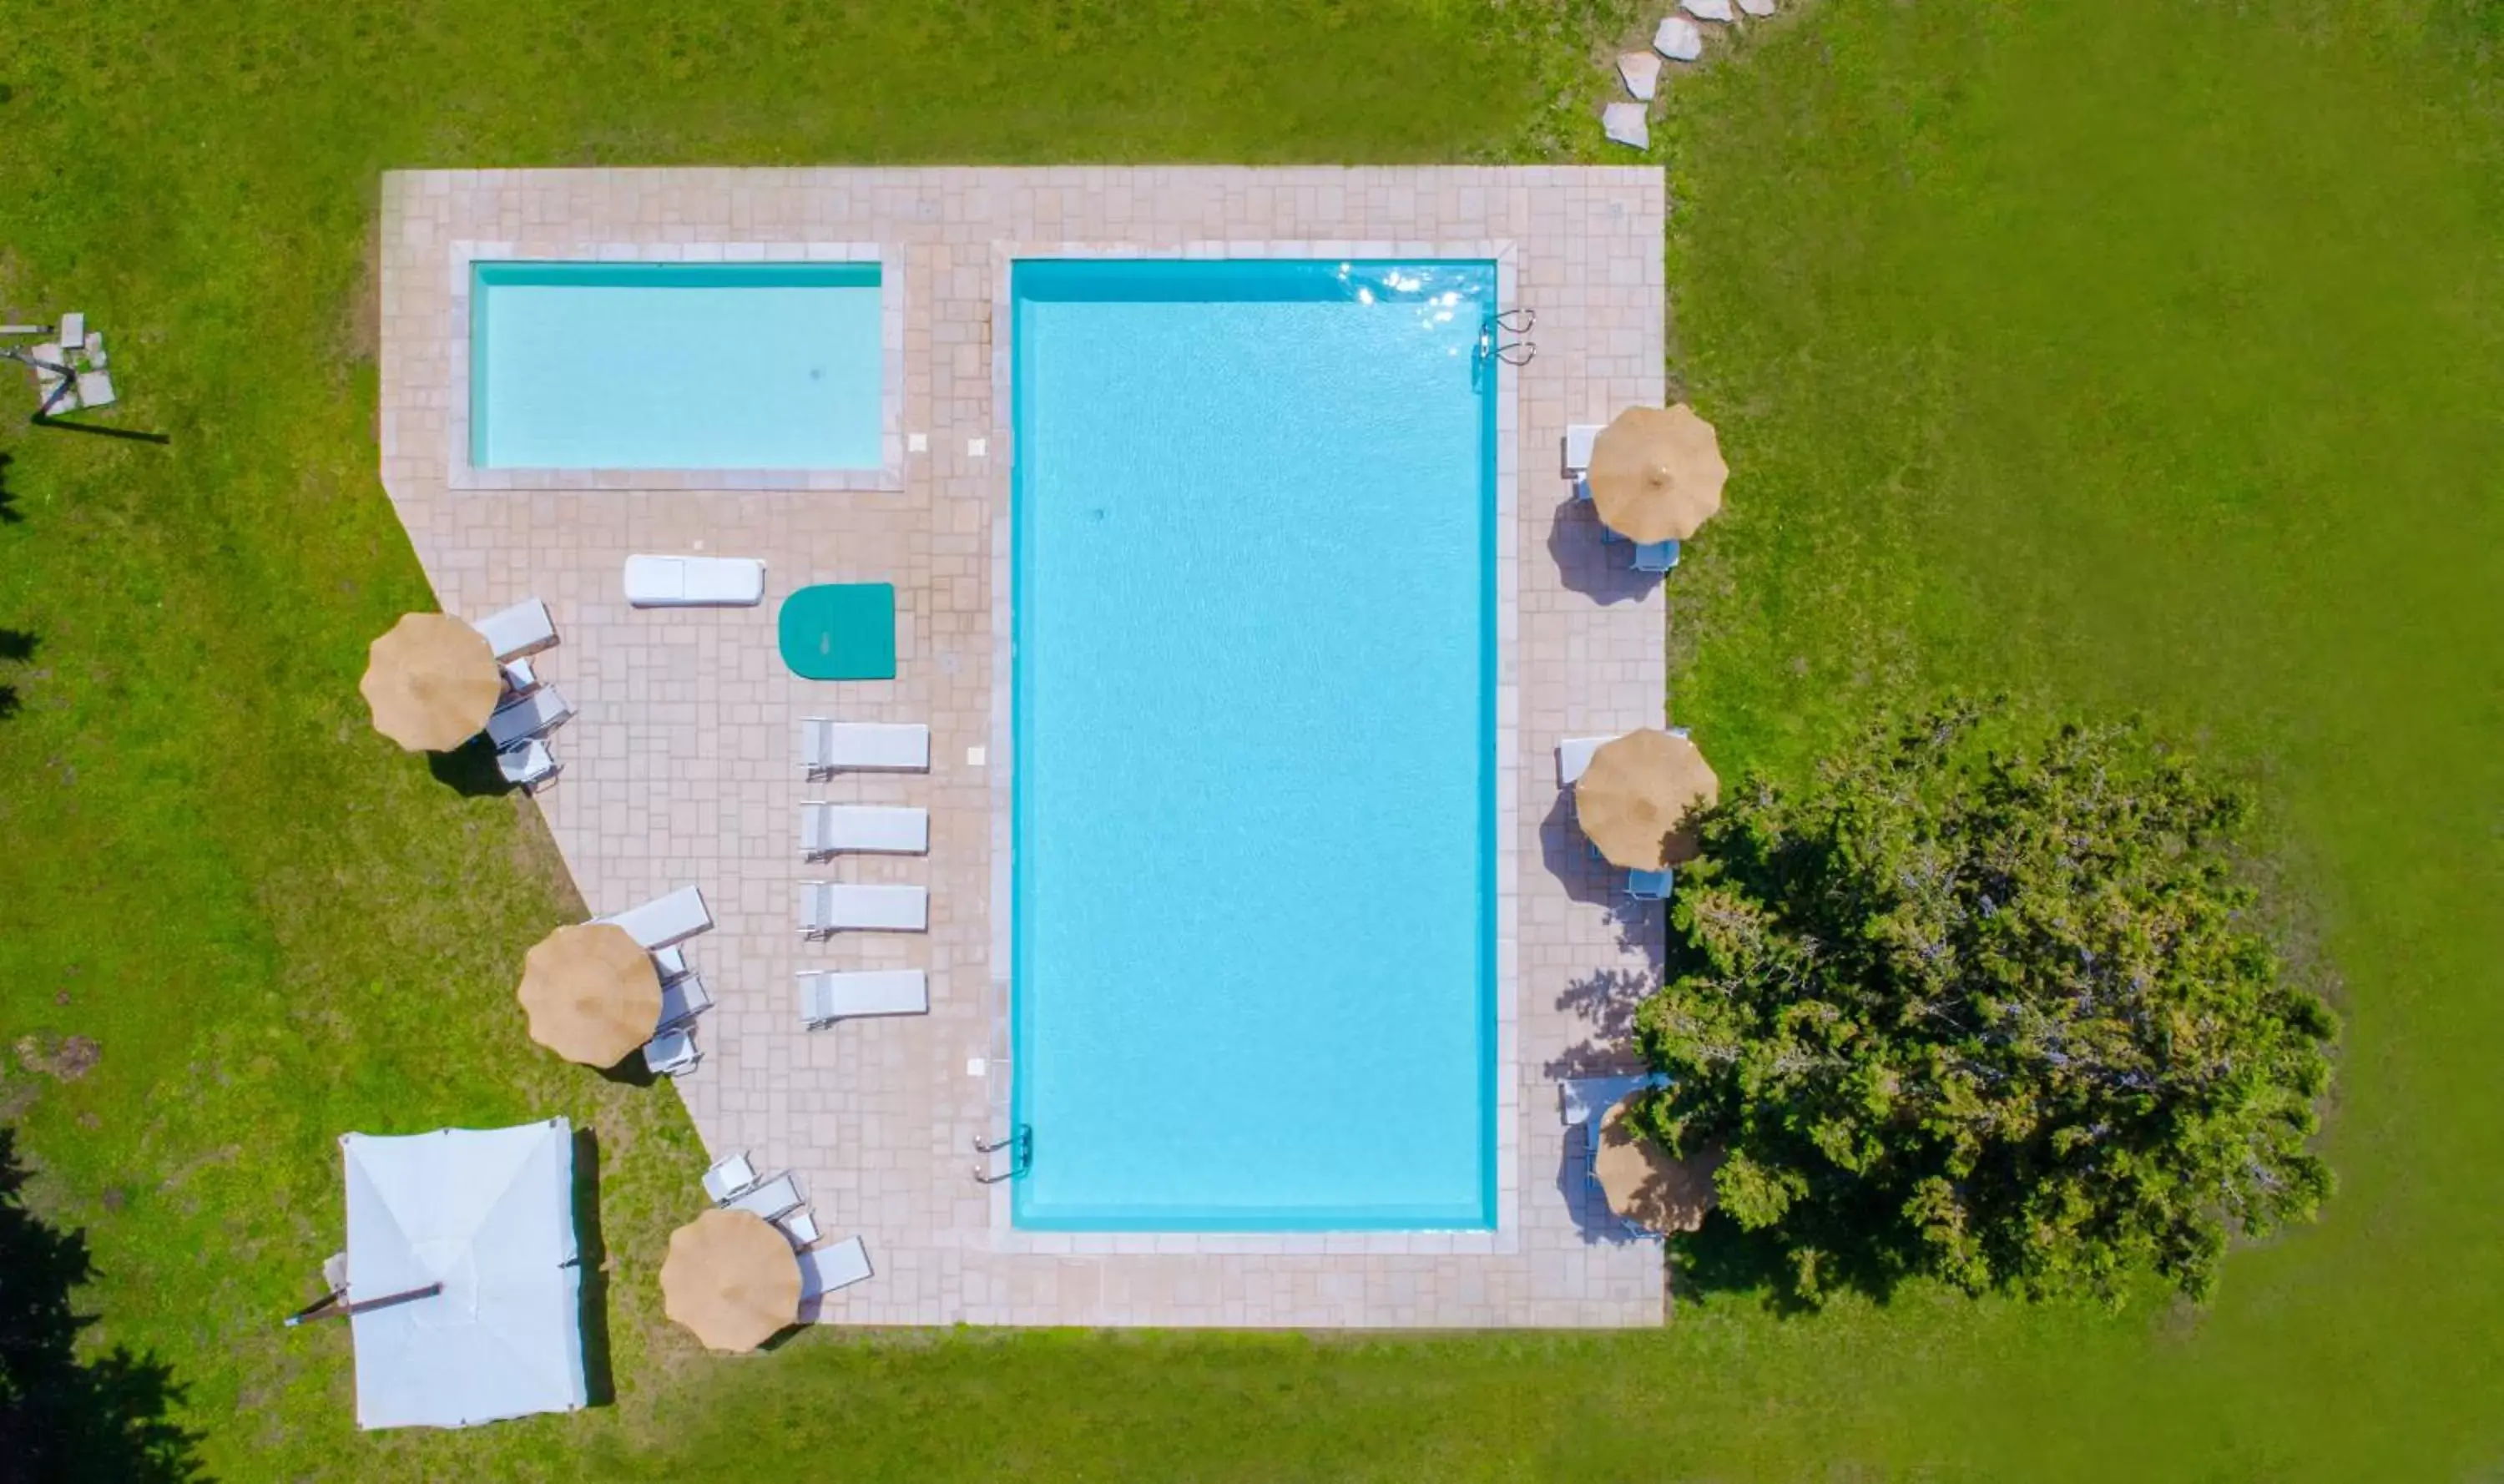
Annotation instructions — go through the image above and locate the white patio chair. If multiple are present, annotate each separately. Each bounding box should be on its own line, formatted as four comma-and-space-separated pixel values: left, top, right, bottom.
601, 885, 713, 949
496, 739, 559, 793
720, 1172, 802, 1222
797, 1236, 872, 1302
621, 554, 765, 608
775, 1208, 821, 1250
498, 655, 539, 697
486, 684, 572, 749
644, 1026, 699, 1078
701, 1152, 759, 1204
799, 881, 929, 936
656, 973, 713, 1031
1626, 869, 1674, 902
800, 803, 930, 858
800, 718, 930, 775
651, 944, 689, 982
799, 970, 930, 1028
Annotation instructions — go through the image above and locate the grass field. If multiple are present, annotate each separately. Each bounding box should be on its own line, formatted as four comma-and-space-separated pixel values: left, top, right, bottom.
3, 0, 2501, 1478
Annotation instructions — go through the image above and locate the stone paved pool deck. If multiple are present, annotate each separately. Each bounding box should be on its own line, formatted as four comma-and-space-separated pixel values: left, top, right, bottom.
380, 166, 1671, 1328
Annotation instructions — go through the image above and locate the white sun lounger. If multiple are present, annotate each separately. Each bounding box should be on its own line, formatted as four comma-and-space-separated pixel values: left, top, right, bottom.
776, 1208, 821, 1249
720, 1172, 802, 1222
800, 719, 930, 775
1561, 1072, 1670, 1129
657, 973, 712, 1031
1633, 540, 1682, 573
702, 1152, 759, 1204
799, 970, 930, 1027
800, 804, 930, 858
799, 881, 928, 936
496, 738, 559, 792
651, 944, 689, 982
1627, 869, 1674, 901
601, 885, 714, 949
1558, 735, 1614, 789
473, 598, 558, 661
1563, 422, 1604, 494
798, 1236, 872, 1301
622, 554, 765, 608
644, 1026, 699, 1077
485, 684, 572, 748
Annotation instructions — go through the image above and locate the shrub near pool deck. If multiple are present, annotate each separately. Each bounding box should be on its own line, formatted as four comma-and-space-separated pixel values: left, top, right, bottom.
1635, 700, 2339, 1306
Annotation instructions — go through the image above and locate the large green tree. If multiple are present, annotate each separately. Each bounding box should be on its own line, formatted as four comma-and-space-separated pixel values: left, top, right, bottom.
1634, 700, 2337, 1305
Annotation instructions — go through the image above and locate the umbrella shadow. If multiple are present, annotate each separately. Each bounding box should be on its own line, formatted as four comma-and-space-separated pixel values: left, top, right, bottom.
594, 1045, 659, 1089
1553, 1117, 1665, 1247
426, 734, 519, 799
570, 1128, 615, 1406
1539, 790, 1636, 907
1547, 496, 1662, 606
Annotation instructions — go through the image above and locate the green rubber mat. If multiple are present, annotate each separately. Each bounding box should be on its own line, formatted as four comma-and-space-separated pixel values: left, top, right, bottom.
777, 582, 896, 680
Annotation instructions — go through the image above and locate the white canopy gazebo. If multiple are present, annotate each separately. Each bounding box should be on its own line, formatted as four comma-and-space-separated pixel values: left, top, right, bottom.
337, 1119, 588, 1430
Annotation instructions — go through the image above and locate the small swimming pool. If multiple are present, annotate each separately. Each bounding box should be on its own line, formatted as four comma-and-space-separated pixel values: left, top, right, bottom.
1010, 259, 1499, 1231
468, 260, 883, 471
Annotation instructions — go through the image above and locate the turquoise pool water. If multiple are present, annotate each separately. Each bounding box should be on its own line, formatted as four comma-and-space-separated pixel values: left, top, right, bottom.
1011, 260, 1498, 1231
468, 261, 883, 470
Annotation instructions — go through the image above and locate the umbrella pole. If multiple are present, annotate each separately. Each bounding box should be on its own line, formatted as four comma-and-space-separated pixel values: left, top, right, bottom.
283, 1280, 443, 1328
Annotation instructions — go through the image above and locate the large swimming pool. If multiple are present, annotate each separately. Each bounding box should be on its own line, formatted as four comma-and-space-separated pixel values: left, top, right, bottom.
1010, 259, 1498, 1231
468, 261, 883, 470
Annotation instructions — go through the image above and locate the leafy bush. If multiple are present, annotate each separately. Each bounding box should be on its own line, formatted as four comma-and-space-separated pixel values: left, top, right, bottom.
1635, 699, 2337, 1305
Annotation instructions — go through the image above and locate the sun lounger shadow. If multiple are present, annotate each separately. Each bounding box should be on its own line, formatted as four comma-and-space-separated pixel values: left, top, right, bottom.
426, 734, 521, 799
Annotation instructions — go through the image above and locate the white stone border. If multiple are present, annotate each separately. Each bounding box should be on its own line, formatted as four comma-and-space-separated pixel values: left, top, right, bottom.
981, 240, 1523, 1259
442, 239, 907, 492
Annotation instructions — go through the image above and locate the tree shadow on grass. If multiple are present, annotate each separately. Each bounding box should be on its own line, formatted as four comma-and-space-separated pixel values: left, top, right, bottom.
0, 1127, 205, 1482
570, 1128, 614, 1407
427, 734, 517, 798
0, 451, 20, 523
1668, 1203, 1920, 1317
0, 628, 38, 662
595, 1047, 658, 1090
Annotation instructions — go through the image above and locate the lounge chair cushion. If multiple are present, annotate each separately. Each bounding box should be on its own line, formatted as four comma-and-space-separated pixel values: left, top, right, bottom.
486, 684, 572, 749
800, 882, 929, 934
622, 554, 765, 608
800, 969, 931, 1026
801, 804, 930, 856
474, 598, 558, 660
801, 719, 930, 773
601, 885, 714, 950
798, 1236, 872, 1301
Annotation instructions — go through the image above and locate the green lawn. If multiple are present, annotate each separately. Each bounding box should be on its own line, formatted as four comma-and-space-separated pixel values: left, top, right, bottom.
3, 0, 2500, 1478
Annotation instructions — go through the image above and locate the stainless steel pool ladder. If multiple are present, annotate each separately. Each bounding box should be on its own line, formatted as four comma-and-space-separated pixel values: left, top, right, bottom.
1477, 307, 1537, 367
971, 1124, 1032, 1184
